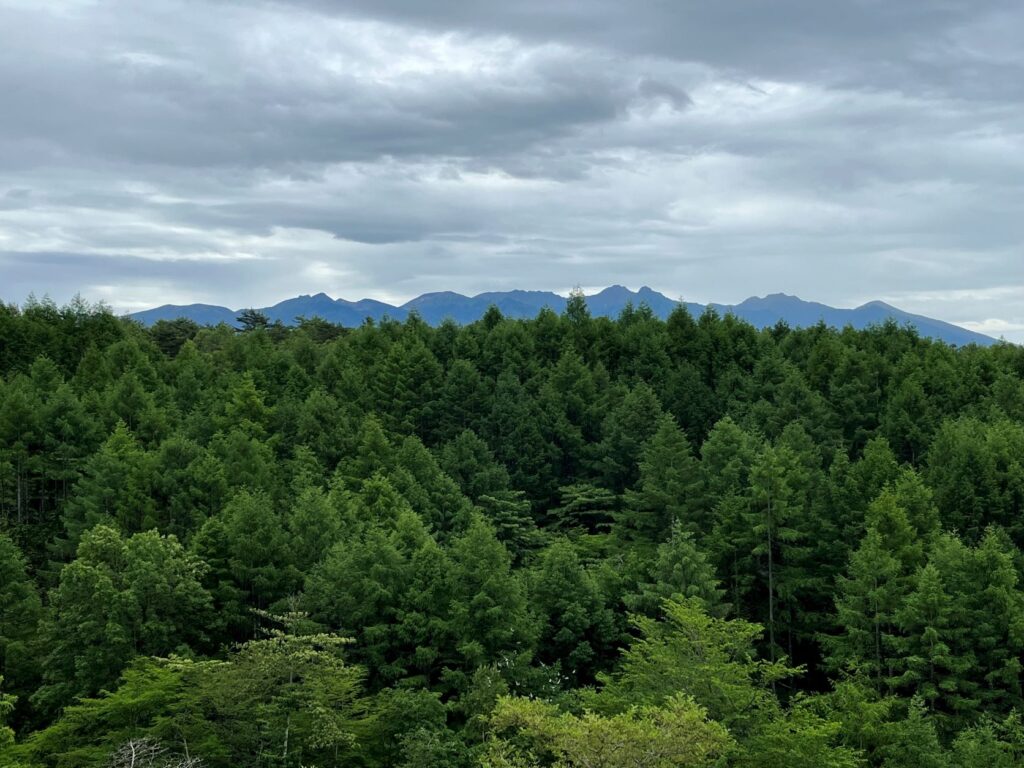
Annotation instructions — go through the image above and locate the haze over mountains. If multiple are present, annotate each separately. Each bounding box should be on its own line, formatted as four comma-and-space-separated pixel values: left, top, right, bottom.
130, 286, 998, 347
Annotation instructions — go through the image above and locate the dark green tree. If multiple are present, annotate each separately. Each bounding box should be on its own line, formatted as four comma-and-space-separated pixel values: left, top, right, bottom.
619, 415, 703, 542
528, 540, 618, 687
34, 526, 214, 714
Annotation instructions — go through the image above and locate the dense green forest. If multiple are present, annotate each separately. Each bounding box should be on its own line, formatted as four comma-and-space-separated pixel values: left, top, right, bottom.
3, 292, 1024, 766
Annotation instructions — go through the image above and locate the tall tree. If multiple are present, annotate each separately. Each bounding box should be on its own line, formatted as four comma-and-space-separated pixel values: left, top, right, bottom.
625, 521, 726, 618
0, 533, 41, 701
528, 540, 618, 687
34, 526, 214, 714
619, 415, 703, 543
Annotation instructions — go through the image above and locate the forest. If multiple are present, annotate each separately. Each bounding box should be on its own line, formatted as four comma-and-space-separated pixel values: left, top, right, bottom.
2, 292, 1024, 767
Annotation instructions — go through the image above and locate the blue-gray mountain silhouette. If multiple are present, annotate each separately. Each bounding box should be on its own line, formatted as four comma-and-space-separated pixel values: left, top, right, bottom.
130, 286, 997, 346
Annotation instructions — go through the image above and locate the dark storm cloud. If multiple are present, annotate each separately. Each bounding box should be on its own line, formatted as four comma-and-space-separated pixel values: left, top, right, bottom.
1, 0, 1023, 339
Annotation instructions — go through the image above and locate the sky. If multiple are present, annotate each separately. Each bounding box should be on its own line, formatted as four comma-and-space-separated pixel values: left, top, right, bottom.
1, 0, 1023, 341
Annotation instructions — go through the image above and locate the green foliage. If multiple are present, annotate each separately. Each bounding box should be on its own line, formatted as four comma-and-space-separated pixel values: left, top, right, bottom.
0, 534, 41, 698
0, 676, 14, 750
10, 617, 368, 768
735, 699, 862, 768
593, 382, 665, 493
303, 511, 436, 687
619, 415, 703, 542
528, 540, 618, 687
484, 693, 731, 768
595, 598, 796, 729
215, 489, 297, 611
6, 297, 1024, 763
33, 526, 214, 714
59, 422, 156, 555
624, 522, 725, 618
195, 614, 366, 767
438, 430, 511, 503
445, 518, 538, 685
286, 486, 341, 572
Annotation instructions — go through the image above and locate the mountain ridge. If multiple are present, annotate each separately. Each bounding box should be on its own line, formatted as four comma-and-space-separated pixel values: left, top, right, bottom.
129, 287, 998, 346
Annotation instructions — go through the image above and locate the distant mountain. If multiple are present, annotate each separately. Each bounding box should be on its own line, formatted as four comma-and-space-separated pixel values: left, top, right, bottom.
132, 303, 239, 326
706, 293, 994, 347
129, 286, 998, 346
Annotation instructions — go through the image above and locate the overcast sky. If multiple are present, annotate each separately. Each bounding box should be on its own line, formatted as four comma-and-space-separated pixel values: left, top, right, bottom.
2, 0, 1023, 340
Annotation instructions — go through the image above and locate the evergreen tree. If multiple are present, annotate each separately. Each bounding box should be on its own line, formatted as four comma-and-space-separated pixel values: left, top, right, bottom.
303, 519, 416, 687
286, 485, 341, 572
891, 561, 970, 722
148, 435, 227, 541
218, 490, 297, 614
528, 540, 618, 687
548, 482, 617, 533
747, 443, 810, 664
59, 422, 155, 556
437, 429, 511, 503
593, 382, 665, 493
0, 533, 41, 700
476, 490, 544, 564
389, 435, 474, 537
433, 359, 488, 443
619, 415, 703, 542
445, 518, 537, 685
0, 676, 14, 749
487, 371, 559, 503
625, 521, 726, 618
827, 528, 904, 687
34, 526, 214, 714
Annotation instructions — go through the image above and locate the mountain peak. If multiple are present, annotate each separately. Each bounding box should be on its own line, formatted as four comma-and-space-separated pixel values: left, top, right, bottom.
742, 292, 801, 304
127, 288, 999, 346
856, 299, 897, 311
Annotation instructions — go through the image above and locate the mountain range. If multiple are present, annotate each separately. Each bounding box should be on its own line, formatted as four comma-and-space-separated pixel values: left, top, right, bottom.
129, 286, 998, 347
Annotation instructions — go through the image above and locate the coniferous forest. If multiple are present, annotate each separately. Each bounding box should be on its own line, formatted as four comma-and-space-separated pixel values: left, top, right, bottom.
4, 293, 1024, 767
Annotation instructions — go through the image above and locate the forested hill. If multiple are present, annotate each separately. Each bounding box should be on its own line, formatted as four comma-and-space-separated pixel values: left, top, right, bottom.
128, 285, 997, 347
3, 295, 1024, 766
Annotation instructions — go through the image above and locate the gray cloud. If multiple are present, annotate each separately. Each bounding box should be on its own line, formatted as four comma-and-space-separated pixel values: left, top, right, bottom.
1, 0, 1023, 340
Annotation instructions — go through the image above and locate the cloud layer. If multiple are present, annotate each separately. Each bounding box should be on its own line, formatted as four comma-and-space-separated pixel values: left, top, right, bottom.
1, 0, 1023, 339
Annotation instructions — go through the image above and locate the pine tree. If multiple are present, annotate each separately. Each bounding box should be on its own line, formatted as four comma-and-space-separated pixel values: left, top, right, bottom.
827, 528, 904, 687
619, 415, 703, 542
59, 421, 155, 556
625, 521, 726, 618
34, 526, 214, 714
0, 533, 41, 699
433, 360, 488, 443
548, 482, 617, 533
487, 371, 559, 503
437, 429, 511, 503
747, 445, 803, 665
529, 540, 618, 687
303, 521, 412, 687
209, 428, 277, 494
892, 563, 965, 717
287, 485, 341, 572
389, 435, 474, 537
219, 490, 298, 613
882, 371, 934, 464
445, 517, 537, 682
476, 490, 544, 563
593, 382, 665, 493
148, 435, 227, 540
215, 372, 270, 438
